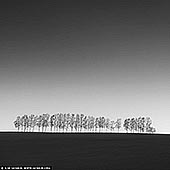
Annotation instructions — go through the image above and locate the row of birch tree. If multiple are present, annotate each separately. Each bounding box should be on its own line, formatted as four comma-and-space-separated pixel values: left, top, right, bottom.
123, 117, 156, 133
13, 113, 156, 133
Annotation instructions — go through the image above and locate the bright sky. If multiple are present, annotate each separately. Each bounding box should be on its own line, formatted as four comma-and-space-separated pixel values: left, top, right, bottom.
0, 0, 170, 133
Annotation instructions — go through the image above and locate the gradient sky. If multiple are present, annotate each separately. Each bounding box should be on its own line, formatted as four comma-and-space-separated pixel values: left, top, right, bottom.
0, 0, 170, 133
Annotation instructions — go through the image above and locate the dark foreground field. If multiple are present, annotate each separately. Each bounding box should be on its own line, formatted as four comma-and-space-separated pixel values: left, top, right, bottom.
1, 132, 170, 170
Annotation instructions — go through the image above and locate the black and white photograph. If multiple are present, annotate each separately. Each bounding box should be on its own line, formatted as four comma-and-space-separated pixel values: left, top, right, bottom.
0, 0, 170, 169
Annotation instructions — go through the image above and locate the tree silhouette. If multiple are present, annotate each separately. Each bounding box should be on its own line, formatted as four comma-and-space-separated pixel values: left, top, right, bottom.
14, 116, 21, 131
123, 118, 130, 133
66, 113, 71, 132
36, 115, 43, 132
110, 120, 115, 132
21, 115, 29, 132
28, 114, 36, 132
50, 114, 56, 132
79, 114, 84, 132
70, 114, 75, 132
115, 118, 121, 133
